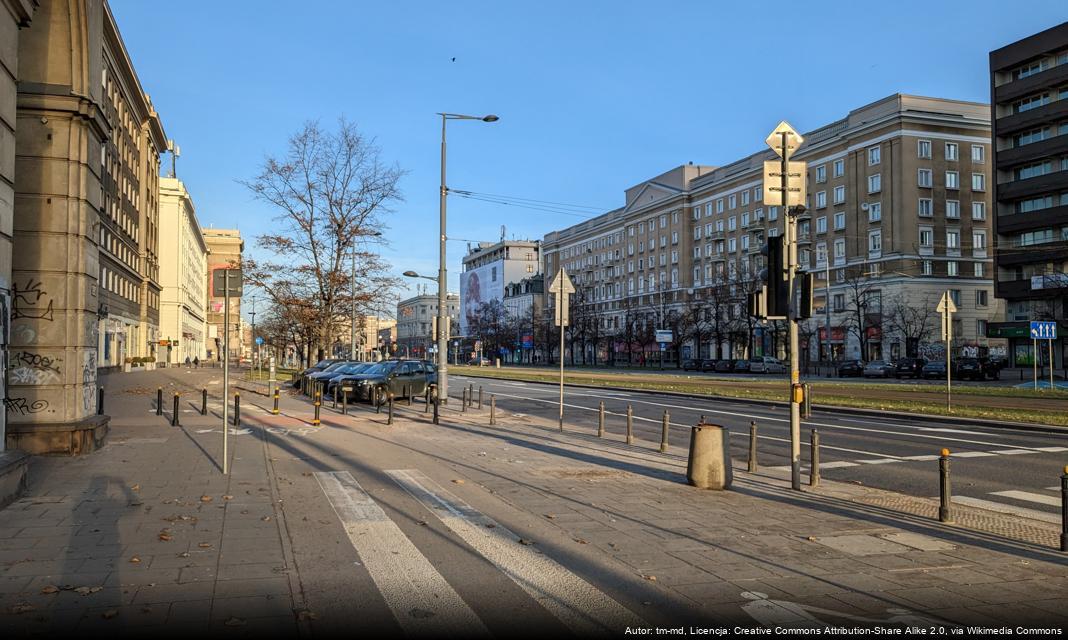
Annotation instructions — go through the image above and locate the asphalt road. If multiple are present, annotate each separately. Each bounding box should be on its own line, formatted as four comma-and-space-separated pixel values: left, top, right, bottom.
452, 374, 1068, 524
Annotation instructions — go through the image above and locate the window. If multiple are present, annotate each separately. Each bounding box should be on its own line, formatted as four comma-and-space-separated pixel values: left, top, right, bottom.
947, 261, 958, 277
741, 235, 750, 251
976, 290, 988, 307
728, 216, 737, 231
659, 214, 667, 228
922, 260, 933, 276
816, 242, 827, 265
868, 174, 881, 193
741, 191, 750, 206
671, 250, 678, 264
694, 227, 702, 240
755, 186, 763, 201
716, 199, 724, 213
833, 159, 844, 177
728, 238, 736, 252
816, 191, 827, 208
768, 206, 779, 221
672, 211, 678, 224
945, 142, 958, 161
1016, 160, 1052, 180
833, 238, 846, 261
833, 185, 845, 204
918, 139, 932, 158
868, 230, 882, 256
971, 173, 985, 191
868, 202, 881, 222
815, 165, 826, 183
974, 262, 984, 277
728, 194, 737, 209
977, 319, 988, 337
1016, 59, 1049, 79
919, 227, 934, 249
741, 212, 750, 227
671, 231, 678, 244
716, 219, 724, 232
971, 145, 985, 163
946, 200, 960, 219
768, 227, 779, 238
868, 146, 881, 165
918, 198, 933, 217
918, 169, 933, 188
945, 171, 959, 189
972, 230, 987, 254
660, 235, 667, 248
832, 294, 845, 312
659, 253, 667, 266
833, 212, 845, 230
1014, 93, 1050, 114
972, 202, 986, 220
693, 206, 700, 220
946, 229, 960, 250
705, 203, 713, 217
816, 216, 827, 234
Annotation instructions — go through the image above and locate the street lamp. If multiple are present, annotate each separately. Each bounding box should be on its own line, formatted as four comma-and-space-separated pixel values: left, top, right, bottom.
436, 112, 499, 403
352, 230, 383, 362
404, 270, 438, 364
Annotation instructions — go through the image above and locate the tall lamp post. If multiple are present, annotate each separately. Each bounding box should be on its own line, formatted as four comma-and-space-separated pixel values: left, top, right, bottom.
351, 231, 383, 361
435, 112, 499, 403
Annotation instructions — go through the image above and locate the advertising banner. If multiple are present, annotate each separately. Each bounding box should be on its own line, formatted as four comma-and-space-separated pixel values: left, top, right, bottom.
459, 262, 504, 336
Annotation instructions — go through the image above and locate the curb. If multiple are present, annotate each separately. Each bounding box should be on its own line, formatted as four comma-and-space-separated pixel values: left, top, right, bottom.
451, 372, 1068, 434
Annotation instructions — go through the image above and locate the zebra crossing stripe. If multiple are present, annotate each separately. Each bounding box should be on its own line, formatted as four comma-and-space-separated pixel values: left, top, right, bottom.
314, 471, 489, 637
951, 496, 1059, 524
386, 469, 645, 635
990, 490, 1060, 507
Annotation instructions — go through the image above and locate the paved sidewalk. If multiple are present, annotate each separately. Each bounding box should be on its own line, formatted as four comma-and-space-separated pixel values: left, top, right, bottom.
1, 367, 1067, 636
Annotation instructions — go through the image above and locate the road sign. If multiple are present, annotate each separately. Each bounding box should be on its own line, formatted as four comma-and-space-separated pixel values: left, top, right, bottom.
765, 121, 804, 160
1030, 321, 1058, 340
654, 329, 673, 343
255, 336, 264, 346
936, 290, 956, 411
548, 268, 575, 327
211, 268, 243, 297
935, 292, 958, 314
762, 160, 807, 207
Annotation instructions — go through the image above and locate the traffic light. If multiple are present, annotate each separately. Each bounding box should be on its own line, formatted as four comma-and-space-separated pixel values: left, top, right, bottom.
759, 236, 788, 319
799, 272, 814, 319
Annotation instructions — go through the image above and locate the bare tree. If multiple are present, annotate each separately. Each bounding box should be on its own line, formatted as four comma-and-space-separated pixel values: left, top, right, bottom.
884, 292, 937, 358
839, 266, 882, 361
241, 119, 403, 365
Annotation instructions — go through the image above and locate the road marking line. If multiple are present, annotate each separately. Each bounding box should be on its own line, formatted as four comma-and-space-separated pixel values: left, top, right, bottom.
902, 455, 940, 461
856, 459, 900, 465
991, 449, 1035, 455
313, 471, 489, 637
1035, 446, 1068, 452
990, 490, 1060, 507
952, 451, 996, 458
1046, 486, 1060, 492
386, 469, 644, 634
820, 461, 860, 469
951, 496, 1059, 524
918, 428, 993, 435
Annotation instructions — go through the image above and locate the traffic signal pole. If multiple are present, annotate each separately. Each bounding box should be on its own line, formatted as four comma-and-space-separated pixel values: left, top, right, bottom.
781, 131, 802, 492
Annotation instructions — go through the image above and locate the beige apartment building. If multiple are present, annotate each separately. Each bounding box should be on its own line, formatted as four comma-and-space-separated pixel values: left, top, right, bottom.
203, 228, 243, 362
396, 291, 459, 359
158, 178, 207, 364
6, 0, 166, 453
542, 94, 1003, 366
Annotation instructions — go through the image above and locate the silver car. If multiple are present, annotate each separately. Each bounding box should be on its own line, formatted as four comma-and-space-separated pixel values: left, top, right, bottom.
863, 360, 895, 378
750, 356, 786, 374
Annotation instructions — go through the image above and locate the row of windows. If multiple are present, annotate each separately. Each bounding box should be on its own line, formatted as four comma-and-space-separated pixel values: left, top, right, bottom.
917, 169, 985, 191
100, 265, 140, 304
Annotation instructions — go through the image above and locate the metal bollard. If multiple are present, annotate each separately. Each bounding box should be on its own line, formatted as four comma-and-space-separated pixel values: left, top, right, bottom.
157, 387, 163, 416
1061, 465, 1068, 552
273, 390, 280, 415
748, 421, 758, 472
626, 404, 634, 445
809, 429, 820, 487
202, 388, 208, 415
939, 449, 952, 523
171, 393, 180, 426
461, 388, 467, 413
433, 389, 440, 425
802, 383, 812, 419
477, 386, 483, 410
406, 385, 412, 407
234, 393, 241, 427
660, 410, 669, 453
341, 388, 348, 415
374, 387, 380, 413
468, 383, 474, 407
333, 385, 338, 409
424, 388, 430, 414
598, 401, 605, 437
490, 395, 496, 425
313, 391, 321, 426
387, 393, 394, 425
97, 386, 104, 415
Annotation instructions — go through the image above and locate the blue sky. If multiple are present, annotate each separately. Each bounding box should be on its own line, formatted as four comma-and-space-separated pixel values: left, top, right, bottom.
111, 0, 1066, 316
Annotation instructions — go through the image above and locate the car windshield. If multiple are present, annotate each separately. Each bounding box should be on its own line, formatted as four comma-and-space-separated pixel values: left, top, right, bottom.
322, 361, 349, 372
869, 361, 885, 366
340, 363, 368, 374
362, 362, 398, 376
313, 360, 335, 368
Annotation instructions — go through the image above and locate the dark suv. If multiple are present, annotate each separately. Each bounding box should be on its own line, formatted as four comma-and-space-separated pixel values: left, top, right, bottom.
348, 360, 435, 404
894, 357, 927, 379
956, 357, 1002, 381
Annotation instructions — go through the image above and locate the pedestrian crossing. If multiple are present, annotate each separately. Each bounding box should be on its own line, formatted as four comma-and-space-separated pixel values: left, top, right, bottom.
766, 445, 1068, 473
314, 469, 644, 635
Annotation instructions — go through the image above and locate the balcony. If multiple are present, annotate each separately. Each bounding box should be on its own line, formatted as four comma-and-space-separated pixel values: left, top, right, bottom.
995, 98, 1068, 136
995, 241, 1068, 267
996, 276, 1068, 299
997, 203, 1068, 234
996, 133, 1068, 169
994, 64, 1068, 104
996, 169, 1068, 201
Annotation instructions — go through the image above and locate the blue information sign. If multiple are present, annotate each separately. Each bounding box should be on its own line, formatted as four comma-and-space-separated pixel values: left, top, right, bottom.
1029, 321, 1058, 340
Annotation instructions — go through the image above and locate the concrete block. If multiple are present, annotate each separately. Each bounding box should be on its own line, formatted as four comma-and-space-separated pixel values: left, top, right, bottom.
686, 424, 732, 490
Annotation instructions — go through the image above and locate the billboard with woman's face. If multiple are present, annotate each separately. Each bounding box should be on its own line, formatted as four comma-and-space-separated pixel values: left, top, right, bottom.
459, 263, 502, 336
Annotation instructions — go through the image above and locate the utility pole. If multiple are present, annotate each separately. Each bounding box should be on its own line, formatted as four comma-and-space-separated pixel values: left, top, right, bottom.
351, 248, 357, 360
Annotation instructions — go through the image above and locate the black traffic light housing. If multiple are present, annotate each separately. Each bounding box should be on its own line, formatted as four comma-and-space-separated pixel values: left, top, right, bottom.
759, 236, 788, 319
799, 271, 814, 319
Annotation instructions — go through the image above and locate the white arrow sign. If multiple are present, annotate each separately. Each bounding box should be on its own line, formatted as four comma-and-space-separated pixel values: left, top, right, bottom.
766, 121, 804, 160
935, 292, 957, 314
549, 268, 575, 327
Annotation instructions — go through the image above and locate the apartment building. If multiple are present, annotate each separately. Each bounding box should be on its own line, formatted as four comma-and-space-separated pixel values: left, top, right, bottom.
988, 22, 1068, 368
158, 178, 208, 364
542, 94, 1002, 365
395, 291, 459, 358
203, 228, 243, 362
502, 273, 545, 363
459, 239, 540, 336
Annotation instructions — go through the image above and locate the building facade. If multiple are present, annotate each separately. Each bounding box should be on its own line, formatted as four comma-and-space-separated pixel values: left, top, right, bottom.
396, 292, 458, 359
989, 22, 1068, 368
8, 0, 166, 453
203, 228, 243, 362
502, 273, 544, 363
158, 177, 207, 364
459, 239, 540, 337
542, 94, 1003, 366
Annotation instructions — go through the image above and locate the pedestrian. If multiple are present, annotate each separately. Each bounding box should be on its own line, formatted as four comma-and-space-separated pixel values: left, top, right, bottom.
185, 355, 191, 368
193, 356, 200, 369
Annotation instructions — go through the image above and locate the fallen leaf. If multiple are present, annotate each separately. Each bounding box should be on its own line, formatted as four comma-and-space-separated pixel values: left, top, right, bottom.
224, 617, 246, 627
451, 479, 465, 485
200, 495, 212, 503
40, 586, 59, 595
131, 484, 140, 492
518, 538, 534, 546
178, 552, 190, 558
485, 523, 496, 529
294, 609, 318, 621
101, 609, 118, 619
74, 586, 102, 596
198, 543, 212, 549
574, 538, 589, 544
261, 516, 271, 522
417, 520, 427, 526
129, 556, 141, 563
223, 495, 233, 501
302, 472, 312, 477
543, 514, 556, 520
644, 575, 657, 582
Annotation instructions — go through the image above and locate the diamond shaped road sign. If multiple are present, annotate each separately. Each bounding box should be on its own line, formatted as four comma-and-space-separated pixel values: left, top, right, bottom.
766, 121, 804, 159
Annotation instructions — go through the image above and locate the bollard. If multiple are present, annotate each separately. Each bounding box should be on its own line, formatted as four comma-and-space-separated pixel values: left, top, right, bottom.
748, 421, 758, 472
387, 393, 394, 426
313, 391, 321, 426
939, 449, 952, 523
1061, 465, 1068, 552
341, 387, 348, 415
373, 387, 380, 414
686, 423, 733, 490
202, 388, 208, 416
171, 393, 180, 426
424, 388, 430, 414
433, 389, 440, 425
406, 385, 412, 407
477, 387, 483, 410
803, 383, 812, 419
461, 388, 467, 413
97, 386, 104, 415
490, 395, 496, 426
156, 387, 163, 416
234, 393, 241, 427
468, 383, 474, 407
273, 390, 280, 415
809, 429, 820, 487
626, 404, 634, 445
598, 401, 605, 437
660, 410, 670, 453
333, 385, 338, 409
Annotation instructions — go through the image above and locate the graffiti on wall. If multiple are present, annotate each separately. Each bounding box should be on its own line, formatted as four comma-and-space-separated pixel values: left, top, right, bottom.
10, 350, 62, 385
13, 279, 54, 322
4, 397, 49, 415
82, 351, 98, 414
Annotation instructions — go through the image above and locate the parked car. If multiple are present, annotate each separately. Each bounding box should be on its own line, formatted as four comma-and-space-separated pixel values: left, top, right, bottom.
700, 359, 719, 372
894, 357, 927, 379
955, 357, 1002, 381
349, 360, 435, 404
836, 360, 865, 377
714, 360, 736, 373
750, 356, 786, 374
292, 359, 341, 387
468, 357, 491, 367
863, 360, 895, 378
325, 362, 376, 395
733, 359, 750, 373
682, 359, 703, 372
921, 361, 947, 379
